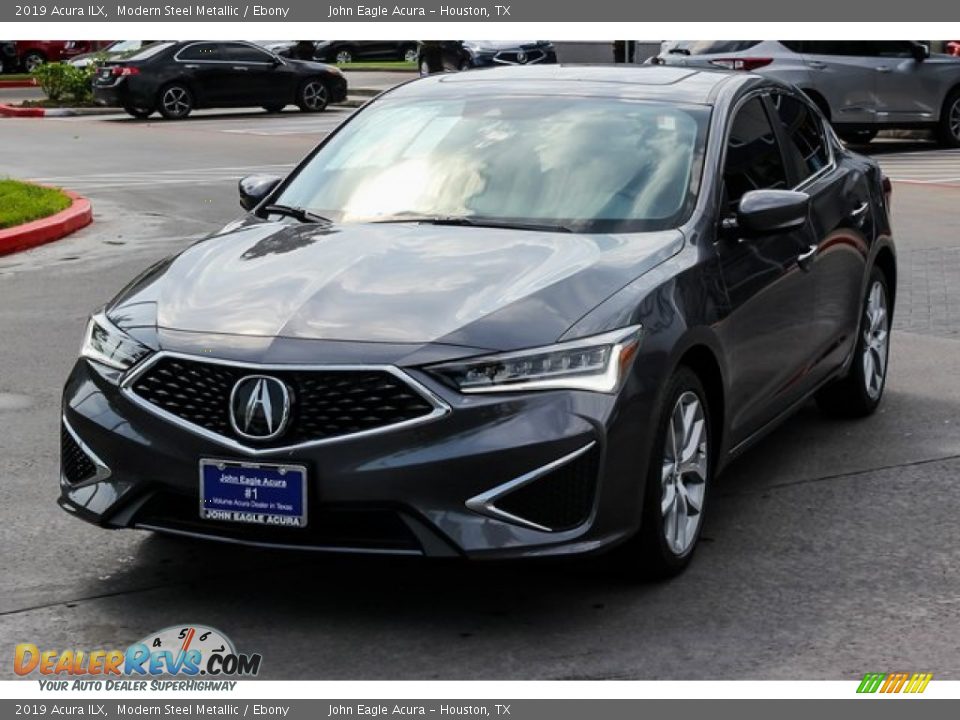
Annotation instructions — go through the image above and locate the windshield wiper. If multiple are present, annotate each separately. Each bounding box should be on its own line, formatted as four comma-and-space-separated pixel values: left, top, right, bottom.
261, 204, 332, 224
369, 215, 573, 233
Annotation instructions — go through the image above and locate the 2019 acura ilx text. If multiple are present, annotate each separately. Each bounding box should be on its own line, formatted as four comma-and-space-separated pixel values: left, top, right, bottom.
60, 66, 895, 576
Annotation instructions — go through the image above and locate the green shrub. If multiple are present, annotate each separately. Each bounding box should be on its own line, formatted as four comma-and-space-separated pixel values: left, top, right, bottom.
31, 62, 95, 103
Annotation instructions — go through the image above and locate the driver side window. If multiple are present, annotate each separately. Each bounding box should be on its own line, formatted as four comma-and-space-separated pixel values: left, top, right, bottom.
723, 97, 788, 211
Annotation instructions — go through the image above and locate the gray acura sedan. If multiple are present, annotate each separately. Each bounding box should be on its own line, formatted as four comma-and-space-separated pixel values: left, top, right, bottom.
60, 66, 896, 577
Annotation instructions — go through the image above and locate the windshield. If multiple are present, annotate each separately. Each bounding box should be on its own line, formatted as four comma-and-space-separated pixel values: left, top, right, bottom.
273, 95, 709, 233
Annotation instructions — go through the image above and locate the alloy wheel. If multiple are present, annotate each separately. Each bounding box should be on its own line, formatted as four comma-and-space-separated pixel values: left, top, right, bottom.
24, 54, 43, 72
661, 391, 708, 556
161, 87, 190, 117
301, 81, 327, 110
862, 280, 889, 400
404, 48, 419, 63
336, 50, 352, 64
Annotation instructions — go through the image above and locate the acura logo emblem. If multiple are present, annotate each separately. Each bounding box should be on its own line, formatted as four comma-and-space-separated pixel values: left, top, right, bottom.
229, 376, 291, 440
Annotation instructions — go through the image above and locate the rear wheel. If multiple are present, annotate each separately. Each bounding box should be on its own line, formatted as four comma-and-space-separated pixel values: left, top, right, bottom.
401, 45, 419, 63
123, 106, 152, 119
816, 267, 891, 417
157, 83, 193, 119
334, 48, 353, 64
614, 367, 712, 579
937, 89, 960, 148
22, 51, 46, 73
297, 79, 328, 112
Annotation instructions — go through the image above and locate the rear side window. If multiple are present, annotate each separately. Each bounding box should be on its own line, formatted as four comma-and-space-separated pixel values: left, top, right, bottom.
723, 97, 788, 207
178, 43, 220, 61
770, 94, 831, 183
674, 41, 761, 55
221, 43, 275, 63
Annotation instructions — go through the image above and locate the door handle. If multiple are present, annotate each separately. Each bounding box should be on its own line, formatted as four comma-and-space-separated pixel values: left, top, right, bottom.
232, 66, 249, 71
849, 201, 869, 219
807, 60, 826, 70
797, 244, 817, 270
876, 66, 891, 73
184, 64, 199, 69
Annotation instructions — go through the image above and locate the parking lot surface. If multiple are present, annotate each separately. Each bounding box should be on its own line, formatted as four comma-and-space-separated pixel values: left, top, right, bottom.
1, 108, 960, 680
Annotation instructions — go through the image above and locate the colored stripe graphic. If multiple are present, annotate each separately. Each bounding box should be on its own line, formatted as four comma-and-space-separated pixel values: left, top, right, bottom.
857, 672, 932, 694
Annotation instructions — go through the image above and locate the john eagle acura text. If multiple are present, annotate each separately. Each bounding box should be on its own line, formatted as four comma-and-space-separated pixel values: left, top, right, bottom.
60, 66, 896, 576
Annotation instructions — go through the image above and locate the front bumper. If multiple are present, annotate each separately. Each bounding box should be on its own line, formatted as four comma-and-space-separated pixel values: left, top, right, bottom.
60, 352, 657, 559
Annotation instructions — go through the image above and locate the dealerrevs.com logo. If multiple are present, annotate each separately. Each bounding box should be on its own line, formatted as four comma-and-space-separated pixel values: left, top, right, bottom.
857, 672, 933, 694
15, 625, 261, 689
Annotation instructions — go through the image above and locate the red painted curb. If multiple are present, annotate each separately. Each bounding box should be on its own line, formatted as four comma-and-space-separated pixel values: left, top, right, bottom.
0, 103, 45, 117
0, 78, 38, 88
0, 190, 93, 256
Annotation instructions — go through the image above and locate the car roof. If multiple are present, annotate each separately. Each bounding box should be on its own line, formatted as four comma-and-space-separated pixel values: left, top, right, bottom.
391, 65, 754, 105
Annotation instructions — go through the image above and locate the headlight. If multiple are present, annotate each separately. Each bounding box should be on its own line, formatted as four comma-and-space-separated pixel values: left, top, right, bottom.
427, 326, 642, 394
80, 312, 151, 372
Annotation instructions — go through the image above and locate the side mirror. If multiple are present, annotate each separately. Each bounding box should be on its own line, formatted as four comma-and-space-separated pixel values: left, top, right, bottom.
735, 189, 810, 236
910, 42, 930, 62
238, 174, 282, 211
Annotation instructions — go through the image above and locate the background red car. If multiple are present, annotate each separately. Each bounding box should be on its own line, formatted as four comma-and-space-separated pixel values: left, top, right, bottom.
14, 41, 114, 71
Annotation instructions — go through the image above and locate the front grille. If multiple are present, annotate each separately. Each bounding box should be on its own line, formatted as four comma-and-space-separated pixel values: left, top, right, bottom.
129, 356, 437, 448
494, 48, 546, 65
61, 424, 97, 484
494, 448, 599, 531
134, 491, 423, 553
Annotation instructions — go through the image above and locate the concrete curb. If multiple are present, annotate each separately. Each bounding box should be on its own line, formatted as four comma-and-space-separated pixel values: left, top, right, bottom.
0, 78, 38, 88
0, 103, 123, 117
0, 190, 93, 257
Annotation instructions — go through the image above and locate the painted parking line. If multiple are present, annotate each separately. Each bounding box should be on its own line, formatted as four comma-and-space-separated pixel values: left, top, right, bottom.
30, 164, 296, 191
873, 148, 960, 185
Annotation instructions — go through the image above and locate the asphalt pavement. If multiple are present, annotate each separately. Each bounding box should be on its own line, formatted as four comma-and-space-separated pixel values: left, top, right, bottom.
1, 107, 960, 680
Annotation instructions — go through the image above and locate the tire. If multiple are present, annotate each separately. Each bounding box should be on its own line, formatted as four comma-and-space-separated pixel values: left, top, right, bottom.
263, 104, 285, 113
401, 45, 419, 63
936, 88, 960, 148
838, 129, 878, 145
613, 367, 713, 579
816, 266, 891, 417
22, 51, 46, 73
123, 106, 152, 119
157, 83, 193, 120
458, 59, 472, 72
334, 48, 353, 64
297, 79, 328, 112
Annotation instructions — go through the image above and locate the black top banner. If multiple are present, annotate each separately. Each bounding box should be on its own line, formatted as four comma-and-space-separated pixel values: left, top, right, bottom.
5, 0, 960, 22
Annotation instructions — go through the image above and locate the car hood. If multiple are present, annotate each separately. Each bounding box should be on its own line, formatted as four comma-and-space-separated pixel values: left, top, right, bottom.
109, 219, 682, 352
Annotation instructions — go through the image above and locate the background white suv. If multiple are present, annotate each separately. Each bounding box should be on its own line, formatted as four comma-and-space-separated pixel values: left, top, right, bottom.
654, 40, 960, 147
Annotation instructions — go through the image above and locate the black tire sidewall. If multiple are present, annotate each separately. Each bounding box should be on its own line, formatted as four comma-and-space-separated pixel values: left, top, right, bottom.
636, 366, 713, 576
847, 267, 891, 412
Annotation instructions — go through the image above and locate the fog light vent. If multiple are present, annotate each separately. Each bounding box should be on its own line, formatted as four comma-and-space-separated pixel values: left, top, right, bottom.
492, 446, 599, 531
61, 423, 97, 485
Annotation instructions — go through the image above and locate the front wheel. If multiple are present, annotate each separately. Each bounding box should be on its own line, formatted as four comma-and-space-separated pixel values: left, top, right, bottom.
335, 49, 353, 64
816, 267, 891, 417
297, 80, 328, 112
157, 83, 193, 119
401, 45, 419, 63
937, 89, 960, 148
614, 367, 712, 579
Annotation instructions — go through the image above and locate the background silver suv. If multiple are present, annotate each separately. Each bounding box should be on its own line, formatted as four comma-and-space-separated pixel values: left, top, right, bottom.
655, 40, 960, 146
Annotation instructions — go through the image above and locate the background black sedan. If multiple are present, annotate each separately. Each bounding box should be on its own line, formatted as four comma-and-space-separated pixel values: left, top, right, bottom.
92, 40, 348, 119
417, 40, 557, 75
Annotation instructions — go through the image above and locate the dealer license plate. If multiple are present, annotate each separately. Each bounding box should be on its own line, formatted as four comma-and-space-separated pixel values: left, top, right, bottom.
199, 459, 307, 528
